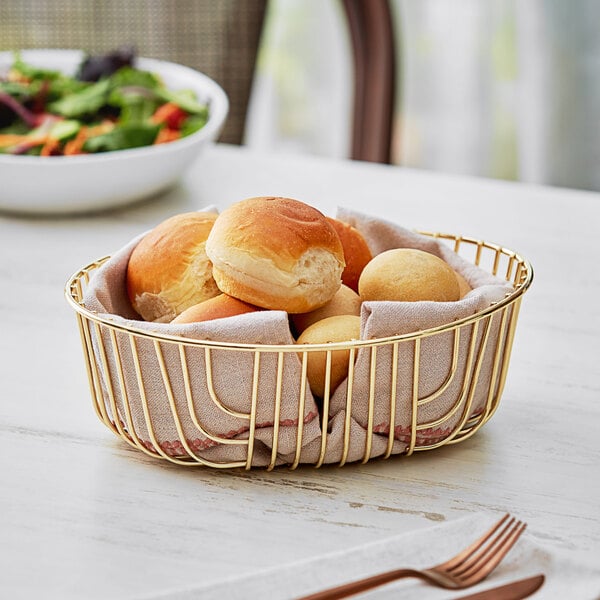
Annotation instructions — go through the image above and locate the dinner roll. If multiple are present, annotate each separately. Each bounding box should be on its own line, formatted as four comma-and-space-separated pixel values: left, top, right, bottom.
205, 197, 345, 313
291, 284, 361, 335
326, 217, 373, 292
127, 211, 220, 322
296, 315, 361, 398
171, 293, 261, 324
359, 248, 460, 302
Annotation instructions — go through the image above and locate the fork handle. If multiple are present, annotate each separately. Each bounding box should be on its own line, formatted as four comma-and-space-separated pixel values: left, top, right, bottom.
296, 568, 423, 600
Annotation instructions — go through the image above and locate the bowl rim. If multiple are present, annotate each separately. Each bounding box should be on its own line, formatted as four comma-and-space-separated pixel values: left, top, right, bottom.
0, 48, 229, 164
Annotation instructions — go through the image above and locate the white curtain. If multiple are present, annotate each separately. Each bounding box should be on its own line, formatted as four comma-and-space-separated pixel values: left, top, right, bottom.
244, 0, 353, 159
245, 0, 600, 192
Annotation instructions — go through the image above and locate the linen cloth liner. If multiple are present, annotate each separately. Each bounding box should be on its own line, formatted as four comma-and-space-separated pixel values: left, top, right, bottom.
82, 207, 513, 466
138, 512, 600, 599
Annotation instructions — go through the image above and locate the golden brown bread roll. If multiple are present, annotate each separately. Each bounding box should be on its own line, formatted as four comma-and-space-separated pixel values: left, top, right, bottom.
296, 315, 361, 398
359, 248, 460, 302
205, 197, 345, 313
291, 284, 361, 335
326, 217, 373, 292
127, 211, 220, 322
171, 293, 261, 324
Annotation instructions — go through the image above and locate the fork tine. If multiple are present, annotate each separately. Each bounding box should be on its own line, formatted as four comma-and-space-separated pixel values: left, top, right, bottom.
460, 521, 527, 583
451, 516, 519, 576
439, 513, 510, 570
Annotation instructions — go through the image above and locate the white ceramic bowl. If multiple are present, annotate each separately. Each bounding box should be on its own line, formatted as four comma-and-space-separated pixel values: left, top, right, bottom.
0, 49, 228, 214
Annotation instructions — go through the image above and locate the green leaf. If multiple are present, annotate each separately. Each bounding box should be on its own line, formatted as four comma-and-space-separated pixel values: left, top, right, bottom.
180, 113, 208, 137
49, 79, 111, 118
157, 88, 209, 115
109, 66, 161, 90
46, 77, 89, 102
107, 82, 159, 123
118, 96, 158, 124
11, 55, 63, 82
0, 81, 33, 100
49, 120, 80, 141
82, 123, 160, 153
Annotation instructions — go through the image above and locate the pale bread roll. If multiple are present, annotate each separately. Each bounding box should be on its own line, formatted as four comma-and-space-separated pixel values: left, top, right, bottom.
326, 217, 373, 292
291, 284, 361, 335
126, 212, 220, 322
296, 315, 361, 398
205, 197, 345, 313
359, 248, 460, 302
171, 293, 261, 324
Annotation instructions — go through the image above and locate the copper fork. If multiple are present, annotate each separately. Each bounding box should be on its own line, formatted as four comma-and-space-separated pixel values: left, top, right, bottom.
297, 514, 526, 600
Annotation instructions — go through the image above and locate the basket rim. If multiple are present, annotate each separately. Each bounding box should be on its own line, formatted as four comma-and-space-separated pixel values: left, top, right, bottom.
64, 232, 534, 352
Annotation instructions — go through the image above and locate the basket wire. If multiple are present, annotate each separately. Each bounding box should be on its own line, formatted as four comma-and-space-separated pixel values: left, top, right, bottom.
66, 232, 533, 470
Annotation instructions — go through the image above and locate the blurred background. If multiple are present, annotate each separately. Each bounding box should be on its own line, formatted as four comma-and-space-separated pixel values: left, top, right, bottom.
2, 0, 599, 192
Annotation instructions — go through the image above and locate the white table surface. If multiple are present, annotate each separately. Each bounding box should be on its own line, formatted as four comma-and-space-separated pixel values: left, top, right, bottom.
1, 144, 599, 599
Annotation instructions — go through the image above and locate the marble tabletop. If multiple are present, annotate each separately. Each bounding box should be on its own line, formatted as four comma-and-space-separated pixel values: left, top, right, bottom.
1, 144, 599, 599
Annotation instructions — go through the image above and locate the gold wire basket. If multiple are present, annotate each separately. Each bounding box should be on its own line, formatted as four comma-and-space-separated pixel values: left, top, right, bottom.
65, 232, 533, 470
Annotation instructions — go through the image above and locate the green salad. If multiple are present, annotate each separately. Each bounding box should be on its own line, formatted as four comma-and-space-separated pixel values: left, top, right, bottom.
0, 48, 209, 156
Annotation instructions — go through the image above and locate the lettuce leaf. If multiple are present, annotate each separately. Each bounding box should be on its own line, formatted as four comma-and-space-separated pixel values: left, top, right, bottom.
49, 79, 111, 118
82, 122, 160, 152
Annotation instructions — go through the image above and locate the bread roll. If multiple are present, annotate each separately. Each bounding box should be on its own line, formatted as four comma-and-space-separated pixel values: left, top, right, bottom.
171, 293, 261, 324
127, 211, 220, 322
326, 217, 373, 292
291, 284, 361, 335
205, 197, 345, 313
296, 315, 361, 398
359, 248, 460, 302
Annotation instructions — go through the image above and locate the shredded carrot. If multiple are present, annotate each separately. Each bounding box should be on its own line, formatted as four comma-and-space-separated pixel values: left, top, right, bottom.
80, 120, 115, 139
40, 137, 62, 156
63, 126, 88, 155
154, 127, 181, 145
0, 134, 28, 148
0, 134, 48, 153
63, 121, 115, 155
